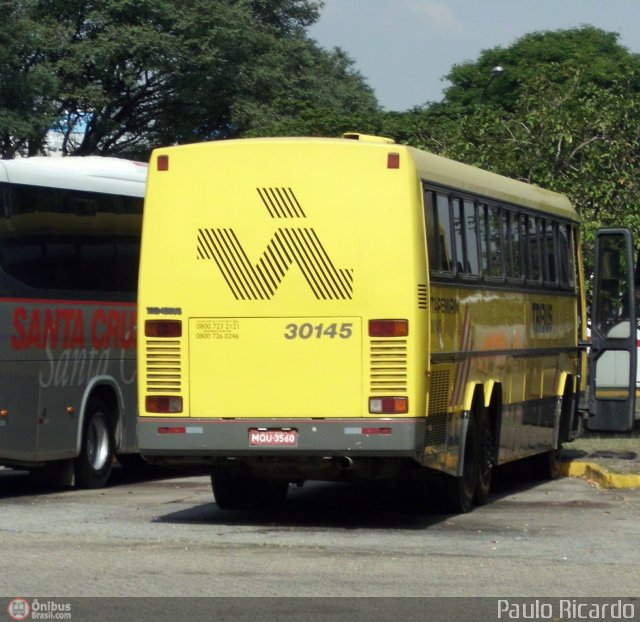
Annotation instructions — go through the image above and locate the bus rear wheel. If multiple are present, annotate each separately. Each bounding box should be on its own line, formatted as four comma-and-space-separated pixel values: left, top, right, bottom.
532, 388, 571, 480
74, 398, 114, 489
474, 403, 493, 506
211, 473, 289, 511
531, 447, 562, 480
444, 413, 479, 513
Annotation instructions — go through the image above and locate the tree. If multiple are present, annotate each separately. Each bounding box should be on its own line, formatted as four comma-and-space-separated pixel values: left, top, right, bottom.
0, 0, 58, 158
380, 27, 640, 275
0, 0, 379, 158
442, 26, 640, 112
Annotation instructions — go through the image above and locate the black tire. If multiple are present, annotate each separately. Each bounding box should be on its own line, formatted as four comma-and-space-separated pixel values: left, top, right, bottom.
531, 447, 562, 480
211, 473, 289, 511
74, 398, 114, 489
444, 413, 478, 513
474, 404, 493, 506
532, 389, 571, 480
116, 453, 147, 469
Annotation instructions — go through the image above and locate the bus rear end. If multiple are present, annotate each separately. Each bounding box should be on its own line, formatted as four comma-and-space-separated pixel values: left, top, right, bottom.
137, 136, 429, 507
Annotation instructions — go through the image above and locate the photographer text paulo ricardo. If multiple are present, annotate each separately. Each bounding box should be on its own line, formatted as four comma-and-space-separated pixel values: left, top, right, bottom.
497, 599, 635, 620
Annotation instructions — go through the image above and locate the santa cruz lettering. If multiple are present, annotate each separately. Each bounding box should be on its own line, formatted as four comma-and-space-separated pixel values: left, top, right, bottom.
10, 306, 137, 351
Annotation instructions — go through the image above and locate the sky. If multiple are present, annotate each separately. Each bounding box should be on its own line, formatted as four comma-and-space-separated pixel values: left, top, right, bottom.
308, 0, 640, 111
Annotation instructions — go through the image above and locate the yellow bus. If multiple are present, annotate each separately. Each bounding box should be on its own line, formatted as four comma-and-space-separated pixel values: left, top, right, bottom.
137, 134, 590, 513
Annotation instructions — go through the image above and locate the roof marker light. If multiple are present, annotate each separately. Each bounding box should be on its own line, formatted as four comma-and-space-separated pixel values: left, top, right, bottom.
387, 153, 400, 169
157, 154, 169, 171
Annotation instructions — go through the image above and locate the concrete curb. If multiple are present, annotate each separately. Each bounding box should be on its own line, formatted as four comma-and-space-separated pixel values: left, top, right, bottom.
560, 461, 640, 489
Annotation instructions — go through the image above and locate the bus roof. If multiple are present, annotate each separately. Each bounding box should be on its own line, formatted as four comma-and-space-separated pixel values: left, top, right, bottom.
406, 146, 577, 222
153, 135, 576, 222
0, 156, 148, 197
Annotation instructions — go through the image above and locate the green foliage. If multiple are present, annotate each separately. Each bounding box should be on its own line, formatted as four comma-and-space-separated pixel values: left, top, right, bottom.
379, 26, 640, 280
443, 26, 640, 112
0, 0, 378, 158
0, 0, 59, 157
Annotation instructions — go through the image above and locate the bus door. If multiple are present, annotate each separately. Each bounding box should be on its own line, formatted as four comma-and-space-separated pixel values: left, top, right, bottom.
588, 229, 637, 431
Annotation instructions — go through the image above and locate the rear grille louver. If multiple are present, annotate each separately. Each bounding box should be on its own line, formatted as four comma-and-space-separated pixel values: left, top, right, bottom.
418, 284, 428, 310
369, 339, 408, 394
428, 369, 450, 415
145, 339, 182, 393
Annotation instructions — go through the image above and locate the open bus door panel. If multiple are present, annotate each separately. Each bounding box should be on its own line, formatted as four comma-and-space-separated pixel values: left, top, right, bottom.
588, 228, 637, 432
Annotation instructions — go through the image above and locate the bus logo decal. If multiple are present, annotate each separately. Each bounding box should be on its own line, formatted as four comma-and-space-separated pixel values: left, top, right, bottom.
197, 227, 353, 300
197, 187, 352, 300
256, 187, 306, 219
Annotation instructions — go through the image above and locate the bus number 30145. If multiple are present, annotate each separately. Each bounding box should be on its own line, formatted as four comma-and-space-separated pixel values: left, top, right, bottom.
284, 322, 353, 340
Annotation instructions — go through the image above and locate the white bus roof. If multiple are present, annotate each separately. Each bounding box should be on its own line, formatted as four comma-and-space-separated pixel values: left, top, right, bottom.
0, 156, 148, 197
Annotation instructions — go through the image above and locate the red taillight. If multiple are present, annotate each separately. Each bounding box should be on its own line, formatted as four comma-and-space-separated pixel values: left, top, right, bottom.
145, 320, 182, 338
362, 427, 392, 435
158, 427, 186, 434
369, 397, 408, 414
146, 396, 183, 413
157, 154, 169, 171
369, 319, 408, 337
387, 153, 400, 169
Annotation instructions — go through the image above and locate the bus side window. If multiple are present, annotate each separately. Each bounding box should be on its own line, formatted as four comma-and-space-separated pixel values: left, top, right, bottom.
1, 184, 142, 294
557, 224, 573, 289
463, 199, 480, 276
424, 188, 453, 273
435, 193, 453, 272
487, 205, 504, 279
543, 219, 557, 285
424, 189, 439, 270
453, 197, 465, 273
479, 203, 490, 275
505, 211, 524, 281
526, 216, 542, 283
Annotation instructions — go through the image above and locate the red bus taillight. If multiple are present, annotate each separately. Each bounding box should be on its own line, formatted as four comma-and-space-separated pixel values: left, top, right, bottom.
146, 396, 183, 414
158, 427, 186, 434
368, 319, 408, 337
145, 320, 182, 338
369, 397, 408, 414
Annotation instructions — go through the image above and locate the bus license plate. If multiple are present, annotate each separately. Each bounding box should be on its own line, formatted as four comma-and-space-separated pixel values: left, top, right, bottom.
249, 429, 298, 447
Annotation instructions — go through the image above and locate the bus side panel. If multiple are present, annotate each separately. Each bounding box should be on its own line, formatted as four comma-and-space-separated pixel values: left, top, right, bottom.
0, 367, 39, 462
0, 298, 138, 464
423, 282, 579, 472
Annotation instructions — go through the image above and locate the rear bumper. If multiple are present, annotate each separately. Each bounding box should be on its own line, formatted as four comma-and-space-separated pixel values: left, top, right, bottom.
137, 417, 425, 460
